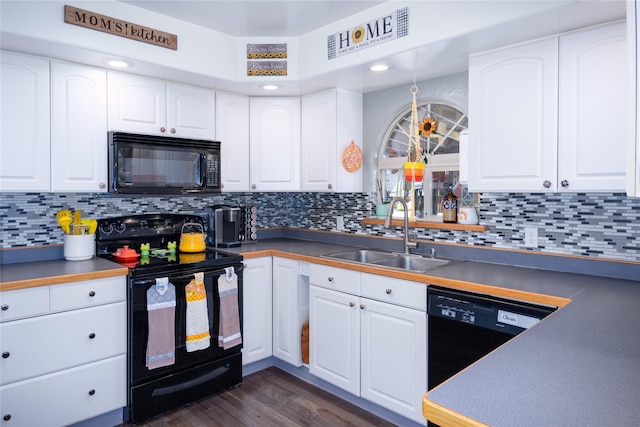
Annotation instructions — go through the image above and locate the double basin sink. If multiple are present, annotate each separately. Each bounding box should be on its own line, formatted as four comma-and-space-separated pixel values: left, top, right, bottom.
321, 249, 453, 273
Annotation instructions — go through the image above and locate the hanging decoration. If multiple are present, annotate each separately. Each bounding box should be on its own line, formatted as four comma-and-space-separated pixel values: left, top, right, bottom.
342, 140, 363, 172
403, 84, 424, 220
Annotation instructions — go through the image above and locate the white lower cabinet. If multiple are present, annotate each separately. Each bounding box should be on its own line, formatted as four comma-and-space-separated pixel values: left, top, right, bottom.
309, 265, 427, 424
0, 276, 127, 426
242, 257, 273, 365
272, 257, 308, 367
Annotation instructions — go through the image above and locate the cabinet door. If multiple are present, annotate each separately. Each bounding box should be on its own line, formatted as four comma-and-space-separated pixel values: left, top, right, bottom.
558, 21, 628, 192
468, 38, 558, 192
242, 257, 272, 365
309, 285, 360, 395
360, 298, 426, 423
629, 1, 640, 197
217, 92, 250, 191
301, 90, 337, 192
249, 97, 300, 191
167, 82, 215, 139
51, 61, 108, 192
0, 51, 50, 192
107, 71, 166, 135
272, 257, 307, 366
0, 355, 126, 427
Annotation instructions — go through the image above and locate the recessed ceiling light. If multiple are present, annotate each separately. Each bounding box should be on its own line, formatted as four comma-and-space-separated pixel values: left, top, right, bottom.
262, 85, 279, 90
106, 59, 133, 68
370, 64, 389, 72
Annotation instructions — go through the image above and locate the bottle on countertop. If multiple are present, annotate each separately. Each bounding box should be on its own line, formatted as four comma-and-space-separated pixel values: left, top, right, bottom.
442, 186, 458, 223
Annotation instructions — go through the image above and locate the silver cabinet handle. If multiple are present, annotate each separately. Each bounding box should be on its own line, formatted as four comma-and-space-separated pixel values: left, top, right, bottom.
349, 302, 355, 307
2, 352, 9, 359
89, 333, 96, 339
98, 182, 106, 189
89, 291, 96, 297
328, 183, 333, 189
543, 180, 552, 188
160, 127, 166, 133
385, 289, 392, 295
1, 304, 8, 311
561, 179, 569, 188
170, 128, 176, 134
3, 414, 11, 421
360, 304, 365, 309
88, 389, 96, 396
328, 277, 334, 282
251, 184, 257, 189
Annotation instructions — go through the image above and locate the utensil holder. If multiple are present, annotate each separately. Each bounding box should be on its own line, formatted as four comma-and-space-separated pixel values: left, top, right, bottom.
64, 234, 95, 261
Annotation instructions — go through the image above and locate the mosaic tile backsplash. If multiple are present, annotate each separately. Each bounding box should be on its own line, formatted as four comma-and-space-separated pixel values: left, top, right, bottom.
1, 192, 638, 262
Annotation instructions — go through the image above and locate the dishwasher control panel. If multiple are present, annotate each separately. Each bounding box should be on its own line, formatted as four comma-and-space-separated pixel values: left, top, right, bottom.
427, 286, 556, 335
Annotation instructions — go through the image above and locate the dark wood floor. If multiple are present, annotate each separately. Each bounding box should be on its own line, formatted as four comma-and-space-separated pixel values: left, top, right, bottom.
119, 367, 397, 426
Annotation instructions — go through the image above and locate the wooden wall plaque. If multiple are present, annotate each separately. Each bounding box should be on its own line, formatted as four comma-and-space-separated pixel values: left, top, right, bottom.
64, 5, 177, 50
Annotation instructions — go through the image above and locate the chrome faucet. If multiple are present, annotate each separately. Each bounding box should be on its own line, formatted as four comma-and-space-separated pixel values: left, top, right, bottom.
384, 197, 418, 254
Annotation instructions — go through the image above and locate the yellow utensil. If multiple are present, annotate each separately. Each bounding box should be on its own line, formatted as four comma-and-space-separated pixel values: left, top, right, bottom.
55, 209, 72, 220
81, 219, 98, 234
57, 216, 72, 234
73, 210, 82, 235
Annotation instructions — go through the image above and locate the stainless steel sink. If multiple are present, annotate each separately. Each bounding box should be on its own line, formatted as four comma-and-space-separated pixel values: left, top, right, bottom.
371, 255, 450, 272
322, 249, 396, 264
322, 249, 452, 273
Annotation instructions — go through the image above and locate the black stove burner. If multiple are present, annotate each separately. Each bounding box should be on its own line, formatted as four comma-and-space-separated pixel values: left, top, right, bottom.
95, 214, 243, 277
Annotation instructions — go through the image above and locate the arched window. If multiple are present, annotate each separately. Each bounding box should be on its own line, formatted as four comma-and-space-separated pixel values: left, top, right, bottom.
377, 101, 471, 221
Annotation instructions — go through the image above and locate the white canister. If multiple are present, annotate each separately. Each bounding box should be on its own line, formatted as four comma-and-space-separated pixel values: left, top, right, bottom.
457, 207, 479, 225
64, 234, 95, 261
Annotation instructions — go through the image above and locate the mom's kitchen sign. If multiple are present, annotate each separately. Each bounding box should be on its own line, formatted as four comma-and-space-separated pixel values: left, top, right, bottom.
64, 5, 177, 50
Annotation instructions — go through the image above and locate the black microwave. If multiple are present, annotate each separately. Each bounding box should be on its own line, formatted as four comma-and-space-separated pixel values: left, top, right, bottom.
108, 132, 221, 194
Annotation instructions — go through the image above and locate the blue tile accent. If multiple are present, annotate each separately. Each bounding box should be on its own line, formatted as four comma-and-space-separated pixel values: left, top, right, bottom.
1, 192, 638, 263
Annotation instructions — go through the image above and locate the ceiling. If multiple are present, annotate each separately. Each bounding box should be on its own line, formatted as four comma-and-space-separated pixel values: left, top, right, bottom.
117, 0, 386, 37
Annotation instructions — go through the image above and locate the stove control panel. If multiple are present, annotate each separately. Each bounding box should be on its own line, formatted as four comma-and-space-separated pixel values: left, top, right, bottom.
97, 214, 204, 240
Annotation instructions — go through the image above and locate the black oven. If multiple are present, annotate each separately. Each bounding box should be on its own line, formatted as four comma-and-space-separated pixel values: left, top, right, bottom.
96, 214, 243, 423
108, 131, 221, 194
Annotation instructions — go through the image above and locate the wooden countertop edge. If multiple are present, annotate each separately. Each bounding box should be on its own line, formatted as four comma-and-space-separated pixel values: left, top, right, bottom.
242, 250, 572, 308
0, 267, 128, 292
423, 394, 489, 427
362, 218, 488, 232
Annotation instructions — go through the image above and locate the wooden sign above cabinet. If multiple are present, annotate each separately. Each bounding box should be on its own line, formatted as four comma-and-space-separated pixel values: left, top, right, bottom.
64, 5, 177, 50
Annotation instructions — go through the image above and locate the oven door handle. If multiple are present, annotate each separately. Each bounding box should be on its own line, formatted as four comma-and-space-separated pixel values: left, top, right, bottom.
130, 266, 242, 287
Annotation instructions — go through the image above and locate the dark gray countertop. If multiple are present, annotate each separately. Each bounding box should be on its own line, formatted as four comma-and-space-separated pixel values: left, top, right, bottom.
2, 238, 638, 425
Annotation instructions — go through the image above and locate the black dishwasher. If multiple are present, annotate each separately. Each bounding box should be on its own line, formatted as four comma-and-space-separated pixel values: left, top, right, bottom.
427, 286, 556, 391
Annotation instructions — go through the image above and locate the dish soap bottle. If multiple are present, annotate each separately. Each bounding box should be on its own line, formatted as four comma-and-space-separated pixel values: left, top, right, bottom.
442, 186, 458, 223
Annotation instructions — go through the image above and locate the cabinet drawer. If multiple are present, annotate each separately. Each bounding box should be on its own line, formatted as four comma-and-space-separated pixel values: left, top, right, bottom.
0, 302, 126, 385
361, 273, 426, 311
50, 276, 126, 312
0, 286, 49, 322
309, 264, 360, 295
0, 354, 126, 427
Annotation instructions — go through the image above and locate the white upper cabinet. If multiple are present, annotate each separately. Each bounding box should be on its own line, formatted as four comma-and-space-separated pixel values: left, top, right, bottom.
51, 61, 108, 192
628, 1, 640, 198
301, 89, 363, 192
558, 21, 627, 192
249, 97, 300, 191
0, 51, 50, 192
468, 37, 559, 192
469, 21, 628, 193
216, 92, 250, 192
108, 72, 215, 139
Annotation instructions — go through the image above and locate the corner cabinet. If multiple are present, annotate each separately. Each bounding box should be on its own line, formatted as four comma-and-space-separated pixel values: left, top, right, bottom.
249, 97, 301, 191
468, 21, 628, 193
629, 1, 640, 197
301, 89, 363, 192
0, 51, 50, 192
272, 257, 308, 367
242, 257, 273, 365
108, 71, 215, 139
0, 277, 127, 426
217, 92, 250, 192
309, 265, 426, 423
51, 61, 108, 192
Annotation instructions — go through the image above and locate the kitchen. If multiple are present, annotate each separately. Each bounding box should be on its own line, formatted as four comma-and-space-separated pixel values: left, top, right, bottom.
1, 1, 640, 426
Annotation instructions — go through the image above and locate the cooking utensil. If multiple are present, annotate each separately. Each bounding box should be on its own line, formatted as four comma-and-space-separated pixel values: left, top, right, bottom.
179, 223, 206, 253
57, 216, 72, 234
73, 210, 82, 235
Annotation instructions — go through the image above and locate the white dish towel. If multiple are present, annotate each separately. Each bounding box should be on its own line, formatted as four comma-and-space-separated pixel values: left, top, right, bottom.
185, 272, 211, 352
